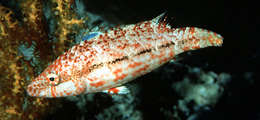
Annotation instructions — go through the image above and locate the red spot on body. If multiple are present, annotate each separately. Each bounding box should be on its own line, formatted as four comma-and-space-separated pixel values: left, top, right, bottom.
113, 68, 122, 75
77, 86, 85, 93
162, 23, 167, 32
160, 57, 168, 64
192, 46, 201, 49
147, 43, 152, 48
90, 81, 106, 88
114, 73, 127, 82
35, 89, 41, 96
33, 89, 36, 94
133, 25, 137, 31
193, 39, 200, 45
119, 30, 126, 36
146, 37, 152, 41
117, 44, 126, 50
133, 43, 140, 48
169, 50, 175, 57
208, 35, 214, 45
74, 81, 85, 94
88, 41, 93, 45
128, 62, 143, 68
132, 64, 149, 76
182, 46, 190, 51
99, 34, 103, 39
135, 31, 140, 37
158, 51, 165, 58
114, 30, 118, 36
104, 33, 109, 39
64, 90, 72, 96
59, 67, 62, 72
88, 78, 94, 81
140, 28, 145, 33
151, 54, 157, 59
129, 33, 135, 36
190, 27, 195, 34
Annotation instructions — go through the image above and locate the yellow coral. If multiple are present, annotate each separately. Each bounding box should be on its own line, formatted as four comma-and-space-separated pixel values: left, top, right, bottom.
0, 6, 18, 36
50, 0, 85, 55
0, 0, 89, 118
0, 5, 59, 120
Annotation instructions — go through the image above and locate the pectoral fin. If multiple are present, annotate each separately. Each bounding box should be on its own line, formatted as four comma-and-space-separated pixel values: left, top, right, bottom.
82, 32, 102, 41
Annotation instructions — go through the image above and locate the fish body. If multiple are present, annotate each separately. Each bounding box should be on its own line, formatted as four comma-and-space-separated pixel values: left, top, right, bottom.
27, 14, 223, 97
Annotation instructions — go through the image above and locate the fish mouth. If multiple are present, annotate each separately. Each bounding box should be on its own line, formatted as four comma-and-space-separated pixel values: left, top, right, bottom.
26, 83, 56, 97
26, 83, 41, 97
26, 80, 50, 97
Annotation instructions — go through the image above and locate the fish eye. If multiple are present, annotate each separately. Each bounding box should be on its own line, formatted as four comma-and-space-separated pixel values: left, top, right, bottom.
47, 73, 60, 86
49, 77, 55, 81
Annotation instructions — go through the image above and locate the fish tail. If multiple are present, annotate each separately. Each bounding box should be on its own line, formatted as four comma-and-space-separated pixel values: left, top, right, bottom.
151, 13, 223, 51
173, 27, 223, 52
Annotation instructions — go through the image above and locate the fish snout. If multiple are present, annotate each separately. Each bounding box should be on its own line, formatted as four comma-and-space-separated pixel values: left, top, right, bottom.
26, 83, 41, 97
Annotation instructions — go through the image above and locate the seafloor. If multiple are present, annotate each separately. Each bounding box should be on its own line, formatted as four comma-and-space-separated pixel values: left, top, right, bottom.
0, 0, 257, 120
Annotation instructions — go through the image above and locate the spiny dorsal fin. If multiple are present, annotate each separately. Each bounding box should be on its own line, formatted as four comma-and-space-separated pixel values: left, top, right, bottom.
151, 12, 167, 24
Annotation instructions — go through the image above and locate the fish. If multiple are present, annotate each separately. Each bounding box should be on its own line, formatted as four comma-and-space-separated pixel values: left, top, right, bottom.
26, 13, 223, 98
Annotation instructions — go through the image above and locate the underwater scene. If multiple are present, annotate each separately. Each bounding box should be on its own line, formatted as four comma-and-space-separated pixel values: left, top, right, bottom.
0, 0, 256, 120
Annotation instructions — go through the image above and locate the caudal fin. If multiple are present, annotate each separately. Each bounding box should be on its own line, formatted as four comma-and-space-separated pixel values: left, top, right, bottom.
173, 27, 223, 52
151, 13, 223, 51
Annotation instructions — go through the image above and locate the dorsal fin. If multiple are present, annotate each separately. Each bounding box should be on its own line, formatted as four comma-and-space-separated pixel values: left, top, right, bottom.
151, 12, 167, 24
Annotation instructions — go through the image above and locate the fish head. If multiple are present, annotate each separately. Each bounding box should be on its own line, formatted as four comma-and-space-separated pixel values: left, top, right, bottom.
27, 57, 86, 98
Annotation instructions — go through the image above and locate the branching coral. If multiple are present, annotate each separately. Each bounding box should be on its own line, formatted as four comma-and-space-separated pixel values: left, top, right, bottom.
0, 4, 58, 119
47, 0, 86, 55
0, 0, 91, 119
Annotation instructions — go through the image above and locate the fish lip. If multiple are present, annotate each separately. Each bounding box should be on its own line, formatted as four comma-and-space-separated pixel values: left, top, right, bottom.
26, 84, 49, 97
26, 82, 50, 97
26, 79, 47, 97
26, 84, 37, 97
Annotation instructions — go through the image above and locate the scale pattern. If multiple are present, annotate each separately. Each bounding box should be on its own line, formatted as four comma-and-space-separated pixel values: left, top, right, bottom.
27, 14, 223, 97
